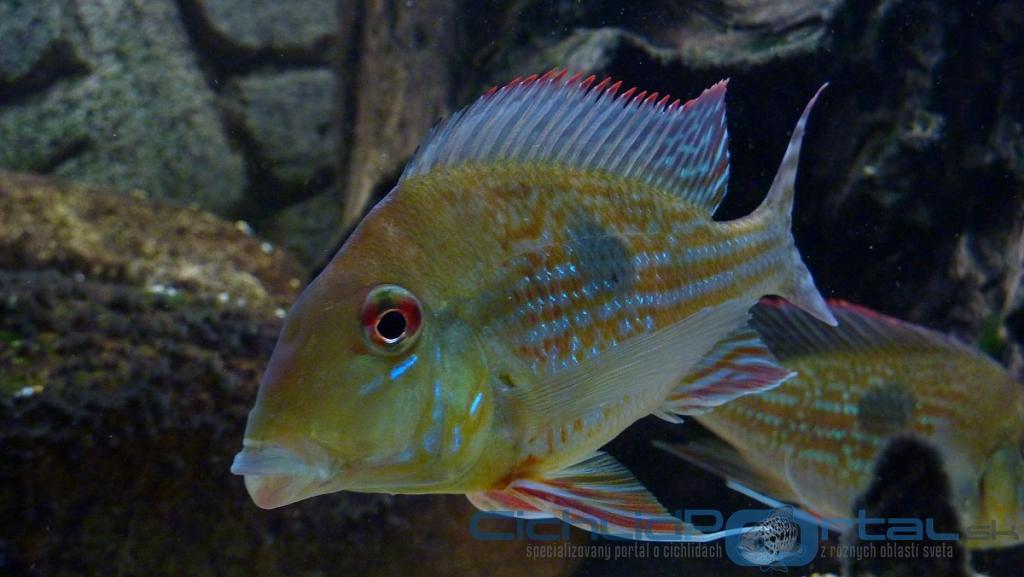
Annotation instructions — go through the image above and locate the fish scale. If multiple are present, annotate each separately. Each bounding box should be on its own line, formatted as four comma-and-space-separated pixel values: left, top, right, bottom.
406, 167, 790, 377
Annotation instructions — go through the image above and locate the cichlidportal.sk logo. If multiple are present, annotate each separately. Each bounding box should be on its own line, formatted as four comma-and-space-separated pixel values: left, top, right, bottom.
469, 507, 1020, 570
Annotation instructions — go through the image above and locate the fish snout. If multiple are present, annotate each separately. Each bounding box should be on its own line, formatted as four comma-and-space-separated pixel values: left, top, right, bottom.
230, 441, 335, 509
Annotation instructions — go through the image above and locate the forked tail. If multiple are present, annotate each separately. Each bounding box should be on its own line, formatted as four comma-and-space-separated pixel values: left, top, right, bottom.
750, 84, 836, 326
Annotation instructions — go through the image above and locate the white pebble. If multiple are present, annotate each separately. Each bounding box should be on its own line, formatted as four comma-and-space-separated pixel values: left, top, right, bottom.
235, 221, 254, 236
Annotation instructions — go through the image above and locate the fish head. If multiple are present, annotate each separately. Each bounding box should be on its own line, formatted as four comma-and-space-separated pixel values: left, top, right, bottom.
972, 424, 1024, 547
231, 206, 494, 508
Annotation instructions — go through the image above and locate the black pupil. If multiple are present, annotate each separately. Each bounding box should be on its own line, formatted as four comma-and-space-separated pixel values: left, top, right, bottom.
376, 309, 407, 342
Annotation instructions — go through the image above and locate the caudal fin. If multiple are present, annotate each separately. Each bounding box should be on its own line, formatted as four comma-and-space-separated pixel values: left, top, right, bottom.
753, 84, 836, 326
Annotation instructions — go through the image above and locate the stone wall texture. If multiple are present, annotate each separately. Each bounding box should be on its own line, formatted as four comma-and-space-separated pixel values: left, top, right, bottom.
0, 0, 340, 259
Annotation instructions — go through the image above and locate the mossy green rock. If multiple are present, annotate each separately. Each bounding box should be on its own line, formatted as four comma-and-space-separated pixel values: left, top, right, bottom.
0, 0, 245, 214
221, 69, 337, 191
0, 0, 87, 87
192, 0, 337, 54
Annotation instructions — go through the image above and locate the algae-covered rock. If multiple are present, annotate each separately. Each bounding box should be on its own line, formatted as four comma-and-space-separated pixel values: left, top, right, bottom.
221, 69, 337, 193
189, 0, 338, 55
0, 0, 246, 214
0, 0, 89, 90
0, 172, 582, 577
0, 171, 301, 310
259, 188, 344, 265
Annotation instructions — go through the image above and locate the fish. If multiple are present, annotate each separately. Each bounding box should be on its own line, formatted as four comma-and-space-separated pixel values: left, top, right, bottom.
738, 506, 804, 571
659, 299, 1024, 549
230, 69, 838, 540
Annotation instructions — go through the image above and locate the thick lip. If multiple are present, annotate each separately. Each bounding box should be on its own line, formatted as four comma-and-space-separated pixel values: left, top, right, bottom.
230, 440, 334, 509
230, 443, 313, 476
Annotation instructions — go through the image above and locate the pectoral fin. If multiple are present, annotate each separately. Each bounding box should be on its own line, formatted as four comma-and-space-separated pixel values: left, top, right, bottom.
662, 324, 795, 417
467, 453, 744, 541
510, 299, 751, 433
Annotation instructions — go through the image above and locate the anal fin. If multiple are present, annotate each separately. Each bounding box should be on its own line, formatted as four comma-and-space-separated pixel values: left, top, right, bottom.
655, 437, 796, 501
726, 480, 836, 532
656, 438, 837, 532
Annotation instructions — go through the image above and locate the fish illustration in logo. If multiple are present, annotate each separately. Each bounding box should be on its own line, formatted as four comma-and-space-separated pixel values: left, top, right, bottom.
739, 507, 804, 571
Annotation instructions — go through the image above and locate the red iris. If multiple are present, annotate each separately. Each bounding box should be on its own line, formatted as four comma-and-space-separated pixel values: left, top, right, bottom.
361, 285, 422, 352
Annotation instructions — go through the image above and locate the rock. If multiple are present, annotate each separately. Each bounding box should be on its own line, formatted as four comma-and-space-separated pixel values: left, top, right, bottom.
0, 172, 582, 577
477, 0, 846, 81
221, 69, 337, 194
0, 171, 302, 310
640, 0, 846, 67
336, 0, 462, 233
258, 187, 344, 264
0, 0, 89, 91
0, 0, 246, 214
190, 0, 337, 55
789, 0, 1024, 362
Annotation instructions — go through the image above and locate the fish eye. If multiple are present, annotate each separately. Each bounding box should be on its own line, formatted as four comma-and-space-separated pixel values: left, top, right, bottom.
361, 285, 422, 354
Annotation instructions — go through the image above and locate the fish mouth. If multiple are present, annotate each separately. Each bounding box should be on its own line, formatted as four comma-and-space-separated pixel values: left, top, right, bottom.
230, 440, 335, 509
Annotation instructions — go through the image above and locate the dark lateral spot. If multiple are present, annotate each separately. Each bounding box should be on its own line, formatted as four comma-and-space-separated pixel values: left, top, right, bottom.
565, 213, 634, 295
856, 382, 915, 437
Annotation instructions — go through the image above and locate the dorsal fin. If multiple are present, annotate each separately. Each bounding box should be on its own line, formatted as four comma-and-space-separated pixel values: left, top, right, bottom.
752, 298, 981, 360
400, 69, 732, 214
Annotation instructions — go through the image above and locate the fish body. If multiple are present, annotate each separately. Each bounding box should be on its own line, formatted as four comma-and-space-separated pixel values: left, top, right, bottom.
663, 300, 1024, 548
231, 70, 836, 539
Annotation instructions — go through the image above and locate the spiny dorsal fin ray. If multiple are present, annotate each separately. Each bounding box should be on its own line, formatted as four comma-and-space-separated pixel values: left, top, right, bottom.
752, 298, 983, 360
401, 69, 732, 214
